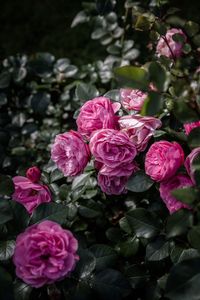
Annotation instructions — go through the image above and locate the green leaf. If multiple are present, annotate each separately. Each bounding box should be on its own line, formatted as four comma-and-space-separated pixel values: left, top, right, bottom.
127, 170, 154, 193
11, 202, 30, 230
188, 127, 200, 149
193, 34, 200, 47
141, 92, 163, 116
50, 168, 64, 183
135, 15, 151, 31
166, 209, 193, 238
172, 187, 198, 204
31, 92, 50, 115
0, 240, 15, 261
185, 21, 199, 37
188, 226, 200, 251
114, 66, 149, 90
165, 258, 200, 300
72, 173, 91, 191
93, 269, 131, 300
126, 208, 160, 239
172, 33, 185, 43
79, 200, 102, 218
71, 11, 89, 28
125, 265, 149, 289
89, 244, 117, 270
0, 175, 14, 196
0, 199, 13, 225
14, 281, 32, 300
146, 238, 169, 261
75, 82, 99, 101
117, 237, 139, 258
149, 62, 166, 92
74, 249, 96, 279
173, 100, 199, 123
30, 202, 69, 225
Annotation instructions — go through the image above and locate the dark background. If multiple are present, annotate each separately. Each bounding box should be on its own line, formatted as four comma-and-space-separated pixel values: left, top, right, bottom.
0, 0, 200, 60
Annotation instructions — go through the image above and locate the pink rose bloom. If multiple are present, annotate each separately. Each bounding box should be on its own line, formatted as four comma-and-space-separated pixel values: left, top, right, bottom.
98, 161, 139, 195
120, 89, 147, 111
159, 174, 193, 214
51, 130, 90, 177
156, 28, 186, 58
76, 97, 119, 139
89, 129, 137, 167
12, 176, 51, 214
26, 166, 41, 183
13, 220, 79, 288
119, 115, 162, 152
184, 121, 200, 135
145, 141, 184, 182
185, 147, 200, 184
98, 173, 128, 195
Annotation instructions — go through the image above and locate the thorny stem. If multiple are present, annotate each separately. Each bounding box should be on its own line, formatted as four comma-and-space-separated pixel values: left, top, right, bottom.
161, 35, 176, 62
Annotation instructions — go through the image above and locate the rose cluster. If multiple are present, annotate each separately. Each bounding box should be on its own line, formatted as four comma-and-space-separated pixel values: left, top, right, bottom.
51, 96, 162, 195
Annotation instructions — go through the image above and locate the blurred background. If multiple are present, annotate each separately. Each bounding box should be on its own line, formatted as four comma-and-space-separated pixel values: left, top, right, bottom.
1, 0, 200, 60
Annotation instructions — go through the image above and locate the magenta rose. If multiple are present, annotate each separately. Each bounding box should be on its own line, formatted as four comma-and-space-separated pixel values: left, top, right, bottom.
51, 130, 90, 177
76, 97, 119, 139
145, 141, 184, 182
12, 176, 51, 214
26, 166, 41, 183
184, 121, 200, 135
156, 28, 186, 58
185, 147, 200, 183
13, 220, 79, 288
119, 115, 162, 152
98, 173, 128, 195
97, 161, 139, 195
120, 88, 147, 111
89, 129, 137, 167
159, 174, 193, 214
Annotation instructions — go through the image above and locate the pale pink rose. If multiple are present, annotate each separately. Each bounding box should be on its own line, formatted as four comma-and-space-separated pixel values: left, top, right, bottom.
156, 28, 186, 58
159, 174, 193, 214
51, 130, 90, 177
184, 121, 200, 135
26, 166, 41, 183
89, 129, 137, 167
97, 161, 139, 195
120, 89, 147, 111
12, 176, 51, 214
185, 147, 200, 184
119, 115, 162, 152
76, 97, 119, 139
145, 141, 184, 182
13, 220, 79, 288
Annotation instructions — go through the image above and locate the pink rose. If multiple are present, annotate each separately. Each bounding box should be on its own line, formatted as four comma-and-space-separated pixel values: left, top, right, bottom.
98, 174, 128, 195
26, 166, 41, 183
89, 129, 137, 167
156, 28, 186, 58
51, 130, 90, 177
184, 121, 200, 135
145, 141, 184, 182
12, 176, 51, 214
97, 161, 139, 195
76, 97, 119, 139
159, 174, 193, 214
120, 89, 147, 111
119, 115, 162, 152
185, 147, 200, 183
13, 220, 79, 288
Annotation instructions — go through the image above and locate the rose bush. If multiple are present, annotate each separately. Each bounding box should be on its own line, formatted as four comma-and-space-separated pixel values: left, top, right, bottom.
1, 1, 200, 300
